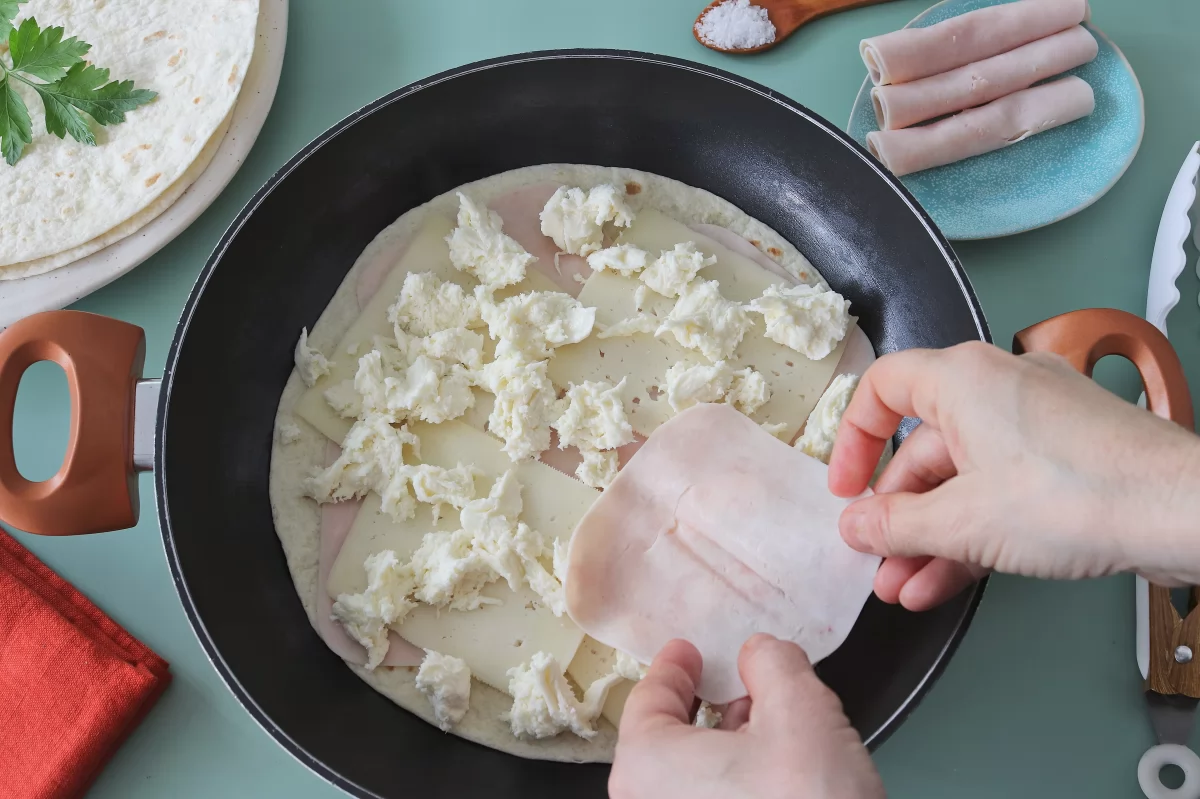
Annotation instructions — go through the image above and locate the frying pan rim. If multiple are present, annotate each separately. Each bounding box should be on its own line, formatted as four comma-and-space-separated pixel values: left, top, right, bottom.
155, 48, 990, 798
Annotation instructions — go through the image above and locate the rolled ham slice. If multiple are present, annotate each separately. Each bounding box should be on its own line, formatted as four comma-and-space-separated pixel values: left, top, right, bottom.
866, 76, 1095, 177
860, 0, 1090, 87
872, 25, 1098, 131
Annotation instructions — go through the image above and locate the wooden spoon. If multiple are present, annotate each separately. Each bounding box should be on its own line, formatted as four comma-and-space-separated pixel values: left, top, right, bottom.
694, 0, 897, 54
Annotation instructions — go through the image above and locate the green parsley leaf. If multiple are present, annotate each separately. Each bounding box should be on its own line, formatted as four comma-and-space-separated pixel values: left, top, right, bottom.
37, 62, 156, 128
8, 16, 90, 82
32, 82, 93, 144
0, 76, 32, 165
0, 1, 21, 39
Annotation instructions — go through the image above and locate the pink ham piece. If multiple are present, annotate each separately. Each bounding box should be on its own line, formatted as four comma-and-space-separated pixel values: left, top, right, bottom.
860, 0, 1090, 87
867, 76, 1095, 177
872, 25, 1098, 131
564, 403, 880, 703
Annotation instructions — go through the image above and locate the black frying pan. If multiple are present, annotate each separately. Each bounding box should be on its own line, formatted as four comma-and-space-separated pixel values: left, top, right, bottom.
0, 51, 992, 798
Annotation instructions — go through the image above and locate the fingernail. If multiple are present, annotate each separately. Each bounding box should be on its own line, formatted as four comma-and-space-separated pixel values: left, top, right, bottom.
840, 508, 870, 552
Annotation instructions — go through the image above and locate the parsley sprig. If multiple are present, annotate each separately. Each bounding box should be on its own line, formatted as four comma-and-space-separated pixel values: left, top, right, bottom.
0, 3, 156, 165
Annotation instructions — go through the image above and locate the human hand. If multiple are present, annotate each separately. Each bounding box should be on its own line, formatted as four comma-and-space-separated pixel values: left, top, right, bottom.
610, 635, 883, 799
829, 342, 1200, 610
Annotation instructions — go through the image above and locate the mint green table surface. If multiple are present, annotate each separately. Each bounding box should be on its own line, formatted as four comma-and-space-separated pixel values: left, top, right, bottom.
6, 0, 1200, 796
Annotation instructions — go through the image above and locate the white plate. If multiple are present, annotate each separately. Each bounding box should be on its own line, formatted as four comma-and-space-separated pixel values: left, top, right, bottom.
0, 0, 288, 329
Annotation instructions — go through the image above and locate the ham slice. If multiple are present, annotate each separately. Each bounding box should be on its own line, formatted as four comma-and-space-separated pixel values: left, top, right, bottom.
860, 0, 1090, 86
564, 404, 880, 703
872, 25, 1098, 131
867, 76, 1095, 177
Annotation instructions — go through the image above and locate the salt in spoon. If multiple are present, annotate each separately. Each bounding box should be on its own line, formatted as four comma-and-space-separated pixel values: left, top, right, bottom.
694, 0, 897, 54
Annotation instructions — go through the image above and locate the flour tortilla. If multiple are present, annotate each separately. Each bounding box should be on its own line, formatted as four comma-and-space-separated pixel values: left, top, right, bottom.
0, 0, 258, 268
268, 165, 826, 762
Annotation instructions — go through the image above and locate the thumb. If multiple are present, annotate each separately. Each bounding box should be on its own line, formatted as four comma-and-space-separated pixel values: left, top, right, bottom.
839, 481, 975, 561
738, 634, 845, 734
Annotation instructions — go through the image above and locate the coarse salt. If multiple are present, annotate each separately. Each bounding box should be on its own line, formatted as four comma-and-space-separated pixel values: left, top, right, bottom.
695, 0, 776, 50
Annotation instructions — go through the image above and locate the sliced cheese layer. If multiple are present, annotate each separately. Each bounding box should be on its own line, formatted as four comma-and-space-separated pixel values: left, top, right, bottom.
327, 419, 597, 692
567, 637, 636, 727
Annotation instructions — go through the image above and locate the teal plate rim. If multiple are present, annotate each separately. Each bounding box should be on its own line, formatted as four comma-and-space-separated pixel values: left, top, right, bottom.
846, 0, 1145, 241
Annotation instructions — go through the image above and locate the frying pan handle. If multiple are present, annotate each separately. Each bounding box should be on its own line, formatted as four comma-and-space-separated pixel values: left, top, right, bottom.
1012, 308, 1194, 429
1014, 308, 1199, 697
0, 311, 145, 536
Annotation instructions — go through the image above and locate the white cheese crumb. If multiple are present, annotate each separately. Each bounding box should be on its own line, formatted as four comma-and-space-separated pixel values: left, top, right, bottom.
694, 701, 723, 728
574, 449, 618, 491
586, 243, 650, 277
416, 650, 472, 731
324, 379, 362, 419
412, 327, 487, 372
276, 420, 303, 445
294, 327, 333, 387
641, 242, 716, 298
409, 528, 500, 610
408, 462, 482, 521
795, 373, 860, 464
388, 272, 481, 337
552, 379, 633, 489
478, 288, 596, 360
552, 538, 569, 583
354, 348, 476, 426
504, 651, 623, 739
664, 361, 771, 416
664, 361, 733, 412
446, 192, 535, 290
761, 421, 790, 440
747, 284, 852, 361
331, 550, 417, 670
572, 273, 587, 285
476, 347, 558, 462
597, 312, 660, 339
656, 279, 752, 362
614, 650, 649, 682
695, 0, 776, 50
304, 412, 420, 521
540, 185, 635, 257
634, 283, 651, 312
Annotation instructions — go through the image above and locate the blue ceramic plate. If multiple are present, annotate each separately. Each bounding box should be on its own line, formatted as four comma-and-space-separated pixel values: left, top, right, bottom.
846, 0, 1144, 240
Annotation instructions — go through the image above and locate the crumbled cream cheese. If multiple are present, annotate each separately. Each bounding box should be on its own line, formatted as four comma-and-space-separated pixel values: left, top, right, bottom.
540, 184, 634, 257
664, 361, 770, 416
641, 242, 716, 298
446, 192, 535, 290
663, 361, 732, 412
586, 243, 650, 277
409, 528, 500, 611
726, 367, 771, 415
354, 348, 476, 426
478, 288, 596, 360
576, 449, 619, 491
551, 539, 569, 584
634, 283, 651, 312
795, 373, 860, 464
747, 284, 852, 361
304, 412, 420, 520
408, 462, 481, 521
614, 650, 649, 682
504, 651, 623, 739
331, 550, 417, 670
597, 312, 659, 339
476, 347, 558, 462
388, 271, 481, 337
694, 701, 723, 728
656, 279, 752, 362
551, 379, 633, 489
761, 421, 790, 440
276, 420, 303, 445
416, 650, 472, 731
295, 327, 332, 387
411, 327, 487, 372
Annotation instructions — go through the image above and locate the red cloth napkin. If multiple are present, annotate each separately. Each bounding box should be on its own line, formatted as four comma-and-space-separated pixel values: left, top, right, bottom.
0, 529, 171, 799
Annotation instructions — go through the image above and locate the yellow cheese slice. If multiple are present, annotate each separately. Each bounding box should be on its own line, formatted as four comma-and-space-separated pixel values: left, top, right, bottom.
295, 216, 560, 444
326, 419, 599, 693
567, 637, 636, 727
548, 211, 852, 440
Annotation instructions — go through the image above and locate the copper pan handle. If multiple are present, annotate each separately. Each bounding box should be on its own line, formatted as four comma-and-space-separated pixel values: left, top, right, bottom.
1013, 308, 1193, 430
0, 311, 145, 536
1015, 308, 1197, 697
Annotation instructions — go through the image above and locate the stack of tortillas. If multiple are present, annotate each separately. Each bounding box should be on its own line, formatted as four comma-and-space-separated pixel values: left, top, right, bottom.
0, 0, 259, 280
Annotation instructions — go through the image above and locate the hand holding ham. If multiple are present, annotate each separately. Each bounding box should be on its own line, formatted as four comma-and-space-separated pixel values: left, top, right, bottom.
830, 343, 1200, 609
610, 635, 883, 799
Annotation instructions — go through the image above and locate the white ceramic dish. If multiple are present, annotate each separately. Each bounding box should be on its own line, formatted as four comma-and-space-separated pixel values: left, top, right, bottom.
0, 0, 288, 329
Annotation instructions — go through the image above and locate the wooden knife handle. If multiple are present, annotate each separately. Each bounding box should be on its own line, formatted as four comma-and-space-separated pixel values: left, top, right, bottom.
1014, 308, 1198, 696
